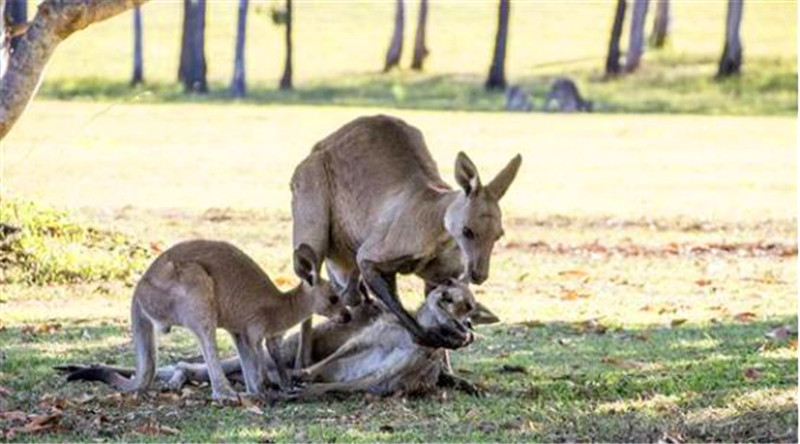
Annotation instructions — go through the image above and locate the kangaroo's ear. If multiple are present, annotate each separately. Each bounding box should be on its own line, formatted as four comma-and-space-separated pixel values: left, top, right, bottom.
486, 154, 522, 200
293, 244, 319, 286
454, 151, 481, 197
470, 302, 501, 325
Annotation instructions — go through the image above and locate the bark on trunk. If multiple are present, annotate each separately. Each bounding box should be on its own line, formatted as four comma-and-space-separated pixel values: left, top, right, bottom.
650, 0, 669, 48
383, 0, 403, 72
624, 0, 649, 72
0, 0, 147, 140
279, 0, 292, 90
717, 0, 743, 77
485, 0, 509, 90
231, 0, 247, 97
6, 0, 27, 51
178, 0, 207, 93
604, 0, 626, 77
410, 0, 428, 71
131, 5, 143, 85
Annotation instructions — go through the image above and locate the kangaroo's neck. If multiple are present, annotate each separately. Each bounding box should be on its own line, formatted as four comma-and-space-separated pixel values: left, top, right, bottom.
270, 285, 314, 333
424, 187, 460, 234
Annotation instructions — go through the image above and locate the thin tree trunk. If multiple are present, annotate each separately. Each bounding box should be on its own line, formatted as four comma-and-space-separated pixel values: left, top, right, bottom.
1, 0, 148, 140
485, 0, 509, 90
605, 0, 626, 77
131, 5, 143, 85
650, 0, 669, 48
6, 0, 27, 51
383, 0, 403, 72
624, 0, 649, 72
717, 0, 744, 77
0, 0, 7, 81
410, 0, 428, 70
279, 0, 292, 90
178, 0, 207, 93
231, 0, 248, 97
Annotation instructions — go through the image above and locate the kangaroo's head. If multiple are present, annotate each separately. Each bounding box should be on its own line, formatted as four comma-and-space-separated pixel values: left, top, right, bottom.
294, 244, 352, 324
419, 279, 477, 346
445, 152, 522, 284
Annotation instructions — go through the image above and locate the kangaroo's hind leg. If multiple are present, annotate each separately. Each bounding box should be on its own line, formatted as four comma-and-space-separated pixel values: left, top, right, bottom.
173, 262, 238, 401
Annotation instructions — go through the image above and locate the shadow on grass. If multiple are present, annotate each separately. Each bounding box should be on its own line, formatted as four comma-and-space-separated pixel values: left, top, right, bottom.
0, 317, 796, 441
36, 55, 798, 116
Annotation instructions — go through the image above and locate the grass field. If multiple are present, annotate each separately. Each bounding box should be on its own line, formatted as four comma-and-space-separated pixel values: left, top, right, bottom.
0, 102, 796, 441
27, 0, 799, 115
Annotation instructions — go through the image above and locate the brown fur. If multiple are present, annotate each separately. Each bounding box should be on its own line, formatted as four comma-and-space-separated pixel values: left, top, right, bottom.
100, 239, 350, 400
291, 115, 521, 355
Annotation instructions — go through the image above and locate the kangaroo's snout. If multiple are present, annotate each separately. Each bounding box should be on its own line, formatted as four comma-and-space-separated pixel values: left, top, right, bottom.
336, 308, 353, 324
469, 269, 488, 284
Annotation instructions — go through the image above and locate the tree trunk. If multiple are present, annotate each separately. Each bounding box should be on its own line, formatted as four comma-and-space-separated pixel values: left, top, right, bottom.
485, 0, 509, 90
279, 0, 292, 90
178, 0, 207, 93
131, 5, 143, 85
1, 0, 148, 140
605, 0, 626, 77
0, 0, 7, 81
624, 0, 649, 72
231, 0, 248, 97
6, 0, 27, 51
383, 0, 403, 72
410, 0, 428, 70
717, 0, 743, 77
650, 0, 669, 48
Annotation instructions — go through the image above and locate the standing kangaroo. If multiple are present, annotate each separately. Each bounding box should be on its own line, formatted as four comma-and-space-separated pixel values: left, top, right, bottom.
291, 115, 521, 354
80, 239, 350, 400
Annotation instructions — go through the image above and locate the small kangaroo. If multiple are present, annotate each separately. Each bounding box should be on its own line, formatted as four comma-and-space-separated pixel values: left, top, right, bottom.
60, 284, 500, 395
291, 115, 521, 357
505, 85, 533, 112
70, 239, 351, 401
543, 77, 593, 113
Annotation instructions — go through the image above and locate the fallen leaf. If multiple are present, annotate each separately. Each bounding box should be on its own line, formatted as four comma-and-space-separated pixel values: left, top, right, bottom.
670, 319, 688, 327
695, 279, 712, 287
561, 289, 591, 301
742, 368, 762, 380
16, 412, 62, 435
558, 270, 588, 278
734, 312, 757, 323
160, 426, 180, 435
0, 410, 27, 421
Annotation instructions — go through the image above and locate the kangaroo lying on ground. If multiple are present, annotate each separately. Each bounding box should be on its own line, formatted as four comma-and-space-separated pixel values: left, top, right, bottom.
296, 280, 480, 396
543, 77, 593, 113
291, 114, 521, 360
60, 281, 499, 396
73, 239, 351, 401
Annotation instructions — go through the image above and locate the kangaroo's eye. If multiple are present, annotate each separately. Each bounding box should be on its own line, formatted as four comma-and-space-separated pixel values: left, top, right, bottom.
462, 227, 475, 240
441, 291, 453, 303
329, 295, 340, 304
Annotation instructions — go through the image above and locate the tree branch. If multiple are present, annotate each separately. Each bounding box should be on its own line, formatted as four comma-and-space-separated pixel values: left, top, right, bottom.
0, 0, 146, 140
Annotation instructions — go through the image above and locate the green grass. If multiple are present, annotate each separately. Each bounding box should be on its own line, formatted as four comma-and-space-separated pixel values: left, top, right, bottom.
0, 102, 796, 441
0, 200, 149, 285
26, 0, 798, 115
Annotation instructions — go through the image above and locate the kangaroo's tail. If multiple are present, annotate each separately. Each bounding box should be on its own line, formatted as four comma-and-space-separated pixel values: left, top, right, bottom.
75, 299, 157, 392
